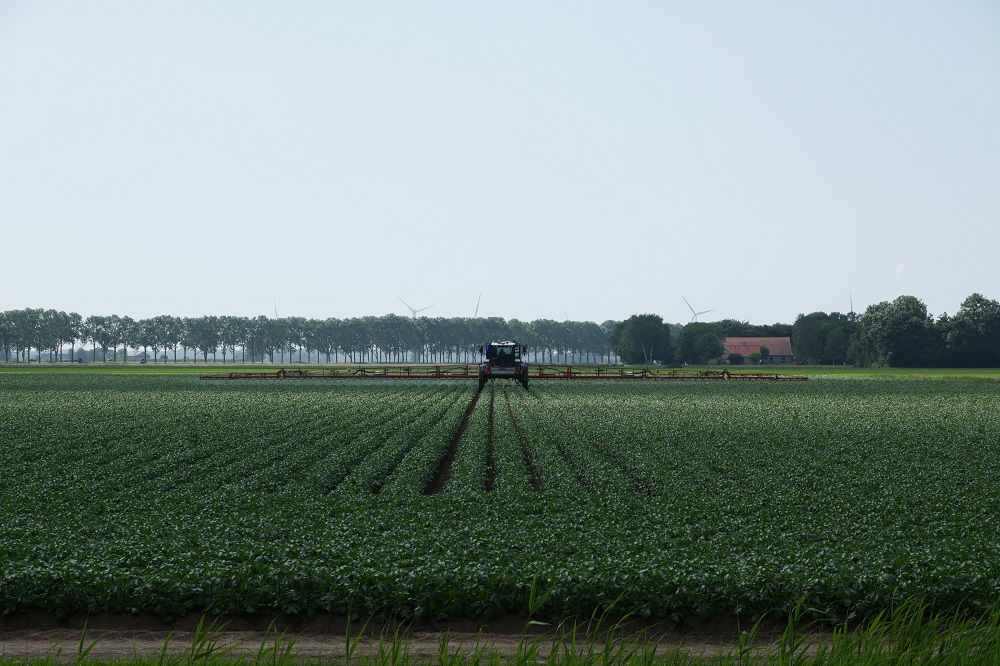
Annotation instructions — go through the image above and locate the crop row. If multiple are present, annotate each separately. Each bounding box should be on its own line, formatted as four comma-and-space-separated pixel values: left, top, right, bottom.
2, 373, 1000, 621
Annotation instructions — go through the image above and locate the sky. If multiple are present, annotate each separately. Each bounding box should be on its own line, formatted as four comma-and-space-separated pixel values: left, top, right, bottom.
2, 2, 998, 326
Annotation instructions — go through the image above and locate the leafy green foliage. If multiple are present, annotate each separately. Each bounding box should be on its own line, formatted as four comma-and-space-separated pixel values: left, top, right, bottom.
611, 315, 673, 365
857, 296, 942, 367
674, 323, 723, 364
2, 374, 999, 622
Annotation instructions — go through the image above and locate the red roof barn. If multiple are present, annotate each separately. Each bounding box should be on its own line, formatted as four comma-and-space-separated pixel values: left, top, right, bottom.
722, 337, 794, 364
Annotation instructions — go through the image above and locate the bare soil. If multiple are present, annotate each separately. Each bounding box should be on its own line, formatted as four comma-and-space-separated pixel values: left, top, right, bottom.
0, 612, 795, 662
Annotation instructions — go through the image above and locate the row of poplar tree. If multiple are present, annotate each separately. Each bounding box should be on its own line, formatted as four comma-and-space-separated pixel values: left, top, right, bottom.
1, 293, 997, 367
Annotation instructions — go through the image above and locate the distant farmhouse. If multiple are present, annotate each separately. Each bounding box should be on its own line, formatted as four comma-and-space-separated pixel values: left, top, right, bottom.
722, 337, 794, 364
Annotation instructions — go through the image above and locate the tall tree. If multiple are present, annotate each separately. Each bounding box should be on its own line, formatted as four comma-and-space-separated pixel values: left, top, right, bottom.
793, 312, 859, 365
857, 296, 941, 367
675, 322, 723, 364
0, 311, 13, 362
218, 316, 247, 364
612, 314, 673, 364
134, 319, 155, 362
187, 316, 221, 363
61, 312, 83, 362
943, 293, 1000, 367
85, 315, 113, 362
119, 315, 136, 362
161, 316, 184, 362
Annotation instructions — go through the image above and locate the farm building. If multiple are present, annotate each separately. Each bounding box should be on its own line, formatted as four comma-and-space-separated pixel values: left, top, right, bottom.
723, 337, 794, 364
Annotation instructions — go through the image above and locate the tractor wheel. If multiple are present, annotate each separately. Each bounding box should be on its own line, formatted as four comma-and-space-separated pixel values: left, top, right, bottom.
478, 375, 487, 391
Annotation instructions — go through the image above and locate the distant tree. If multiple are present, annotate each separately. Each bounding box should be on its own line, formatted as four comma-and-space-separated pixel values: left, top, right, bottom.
283, 316, 307, 363
340, 317, 366, 363
857, 296, 941, 367
758, 323, 794, 338
599, 320, 620, 363
144, 315, 172, 362
86, 315, 114, 362
611, 314, 673, 364
217, 316, 243, 364
10, 308, 40, 361
36, 309, 61, 361
793, 311, 858, 364
675, 322, 723, 364
62, 312, 83, 362
305, 318, 336, 363
824, 328, 848, 365
134, 319, 155, 362
717, 318, 792, 339
160, 316, 184, 362
759, 345, 770, 363
244, 316, 270, 362
532, 319, 560, 363
728, 352, 744, 365
716, 319, 754, 338
748, 352, 762, 364
0, 311, 12, 361
186, 316, 220, 362
792, 313, 829, 364
119, 316, 137, 362
943, 293, 1000, 367
104, 315, 124, 361
372, 314, 409, 363
576, 321, 608, 363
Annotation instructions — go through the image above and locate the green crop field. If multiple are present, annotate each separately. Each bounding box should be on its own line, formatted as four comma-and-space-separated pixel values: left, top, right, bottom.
2, 371, 999, 624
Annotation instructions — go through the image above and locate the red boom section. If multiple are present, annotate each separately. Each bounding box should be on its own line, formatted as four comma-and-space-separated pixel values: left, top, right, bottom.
200, 366, 807, 381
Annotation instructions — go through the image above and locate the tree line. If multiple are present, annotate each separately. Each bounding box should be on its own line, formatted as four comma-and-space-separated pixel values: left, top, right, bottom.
2, 292, 998, 367
0, 311, 620, 365
600, 292, 1000, 368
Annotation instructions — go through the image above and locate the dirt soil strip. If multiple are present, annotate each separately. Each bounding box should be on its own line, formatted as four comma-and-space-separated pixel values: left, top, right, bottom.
486, 385, 496, 492
0, 613, 802, 662
502, 385, 543, 491
424, 389, 481, 494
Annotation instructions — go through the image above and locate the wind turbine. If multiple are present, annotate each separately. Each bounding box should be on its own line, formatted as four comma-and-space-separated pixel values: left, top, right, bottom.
474, 293, 481, 318
682, 295, 714, 323
398, 297, 434, 318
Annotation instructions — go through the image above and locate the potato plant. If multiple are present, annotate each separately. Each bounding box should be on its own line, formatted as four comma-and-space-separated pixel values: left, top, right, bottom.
2, 373, 1000, 621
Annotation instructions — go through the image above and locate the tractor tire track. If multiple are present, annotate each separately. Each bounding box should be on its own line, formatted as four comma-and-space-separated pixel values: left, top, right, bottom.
502, 385, 543, 491
424, 388, 482, 495
486, 386, 496, 492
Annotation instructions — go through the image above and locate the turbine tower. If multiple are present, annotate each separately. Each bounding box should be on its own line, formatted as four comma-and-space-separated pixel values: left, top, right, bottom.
398, 297, 434, 318
682, 295, 714, 323
474, 294, 481, 318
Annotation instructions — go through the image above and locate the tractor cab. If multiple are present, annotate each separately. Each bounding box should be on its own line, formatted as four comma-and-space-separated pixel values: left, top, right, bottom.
482, 341, 524, 368
478, 340, 529, 389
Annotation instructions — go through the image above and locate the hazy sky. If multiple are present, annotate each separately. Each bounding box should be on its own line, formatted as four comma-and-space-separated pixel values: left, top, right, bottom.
2, 2, 998, 325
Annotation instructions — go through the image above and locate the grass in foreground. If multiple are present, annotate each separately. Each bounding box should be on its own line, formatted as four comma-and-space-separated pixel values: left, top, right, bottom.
5, 599, 1000, 665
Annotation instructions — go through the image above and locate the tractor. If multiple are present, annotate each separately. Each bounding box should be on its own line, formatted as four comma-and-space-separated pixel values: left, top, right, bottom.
478, 340, 529, 390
